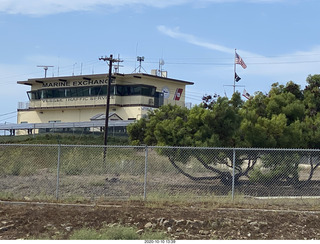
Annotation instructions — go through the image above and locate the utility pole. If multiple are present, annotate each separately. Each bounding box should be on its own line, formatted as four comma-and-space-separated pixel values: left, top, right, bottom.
99, 54, 123, 146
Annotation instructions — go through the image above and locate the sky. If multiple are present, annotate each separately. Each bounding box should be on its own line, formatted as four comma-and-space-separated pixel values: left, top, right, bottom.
1, 0, 320, 124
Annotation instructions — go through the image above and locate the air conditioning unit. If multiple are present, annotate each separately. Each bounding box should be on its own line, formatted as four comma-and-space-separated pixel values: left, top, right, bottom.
161, 71, 167, 78
151, 69, 158, 76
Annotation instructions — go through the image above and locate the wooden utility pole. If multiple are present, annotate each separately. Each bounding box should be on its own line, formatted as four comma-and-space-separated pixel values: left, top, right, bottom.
99, 54, 123, 146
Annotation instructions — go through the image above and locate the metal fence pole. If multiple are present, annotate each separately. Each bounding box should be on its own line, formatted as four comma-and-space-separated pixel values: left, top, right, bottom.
56, 143, 61, 200
232, 148, 236, 202
143, 145, 148, 201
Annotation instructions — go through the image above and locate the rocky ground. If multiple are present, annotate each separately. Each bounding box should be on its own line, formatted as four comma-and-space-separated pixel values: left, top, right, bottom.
1, 200, 320, 240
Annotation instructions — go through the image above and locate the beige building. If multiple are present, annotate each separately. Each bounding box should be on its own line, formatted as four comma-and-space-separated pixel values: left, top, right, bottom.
17, 73, 194, 130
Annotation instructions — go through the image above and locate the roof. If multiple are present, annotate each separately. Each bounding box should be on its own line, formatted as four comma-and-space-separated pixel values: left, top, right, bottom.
17, 73, 194, 86
125, 73, 194, 85
90, 113, 123, 121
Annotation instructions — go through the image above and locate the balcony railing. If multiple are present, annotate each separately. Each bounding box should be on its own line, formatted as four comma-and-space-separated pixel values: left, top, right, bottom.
27, 95, 158, 109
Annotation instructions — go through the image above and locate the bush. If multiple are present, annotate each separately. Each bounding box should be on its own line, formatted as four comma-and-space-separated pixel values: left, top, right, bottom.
249, 153, 301, 185
69, 224, 168, 240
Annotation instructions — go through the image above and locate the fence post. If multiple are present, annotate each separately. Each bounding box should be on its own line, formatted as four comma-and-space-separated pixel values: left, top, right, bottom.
232, 148, 236, 202
143, 145, 148, 201
56, 143, 61, 200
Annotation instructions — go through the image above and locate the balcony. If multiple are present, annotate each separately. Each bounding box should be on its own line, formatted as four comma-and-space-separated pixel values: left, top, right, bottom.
27, 95, 158, 109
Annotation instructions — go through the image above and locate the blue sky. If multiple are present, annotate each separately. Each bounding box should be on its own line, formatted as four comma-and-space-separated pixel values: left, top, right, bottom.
1, 0, 320, 123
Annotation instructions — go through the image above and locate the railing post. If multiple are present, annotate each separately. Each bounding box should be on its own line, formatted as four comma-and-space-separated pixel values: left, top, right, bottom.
56, 143, 61, 200
232, 148, 236, 202
143, 145, 148, 201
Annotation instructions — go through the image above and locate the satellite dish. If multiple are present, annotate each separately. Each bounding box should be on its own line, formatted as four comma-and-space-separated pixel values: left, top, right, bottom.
159, 59, 165, 66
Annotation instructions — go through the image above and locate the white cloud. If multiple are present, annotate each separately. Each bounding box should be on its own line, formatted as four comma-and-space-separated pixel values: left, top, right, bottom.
157, 25, 259, 57
0, 0, 291, 16
0, 0, 190, 15
157, 25, 235, 55
199, 0, 285, 2
157, 25, 320, 84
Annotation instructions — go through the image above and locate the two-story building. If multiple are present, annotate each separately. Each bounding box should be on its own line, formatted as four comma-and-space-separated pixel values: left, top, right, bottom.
16, 72, 193, 134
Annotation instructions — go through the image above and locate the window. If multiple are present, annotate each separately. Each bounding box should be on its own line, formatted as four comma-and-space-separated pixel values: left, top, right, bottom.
27, 84, 158, 100
132, 86, 141, 95
116, 85, 123, 95
43, 89, 54, 98
90, 86, 104, 96
142, 86, 155, 96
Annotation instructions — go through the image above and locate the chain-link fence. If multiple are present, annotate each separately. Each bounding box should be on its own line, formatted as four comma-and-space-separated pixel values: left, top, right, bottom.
1, 144, 320, 202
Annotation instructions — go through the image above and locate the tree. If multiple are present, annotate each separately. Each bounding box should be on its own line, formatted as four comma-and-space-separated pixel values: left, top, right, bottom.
128, 104, 190, 146
127, 117, 148, 145
128, 93, 255, 185
284, 81, 303, 100
304, 74, 320, 116
127, 76, 320, 186
239, 81, 306, 148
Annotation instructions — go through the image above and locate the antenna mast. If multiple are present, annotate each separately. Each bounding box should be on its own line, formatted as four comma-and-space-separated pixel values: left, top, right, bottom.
37, 65, 54, 78
133, 56, 147, 73
113, 54, 123, 73
158, 59, 165, 76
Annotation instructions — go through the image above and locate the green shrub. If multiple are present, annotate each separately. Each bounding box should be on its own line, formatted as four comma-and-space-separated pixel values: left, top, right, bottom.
69, 224, 168, 240
249, 153, 301, 184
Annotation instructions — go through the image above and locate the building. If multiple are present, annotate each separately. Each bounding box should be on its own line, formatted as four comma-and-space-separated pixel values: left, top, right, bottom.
15, 72, 193, 135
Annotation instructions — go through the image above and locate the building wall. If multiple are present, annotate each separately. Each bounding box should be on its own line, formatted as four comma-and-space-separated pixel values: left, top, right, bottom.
17, 106, 148, 123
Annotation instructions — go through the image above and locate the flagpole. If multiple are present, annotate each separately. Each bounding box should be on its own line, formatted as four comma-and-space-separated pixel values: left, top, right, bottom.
233, 49, 237, 95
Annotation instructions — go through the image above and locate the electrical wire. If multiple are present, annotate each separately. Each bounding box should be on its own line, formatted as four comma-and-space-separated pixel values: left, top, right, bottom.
2, 52, 320, 87
0, 111, 16, 117
0, 115, 17, 122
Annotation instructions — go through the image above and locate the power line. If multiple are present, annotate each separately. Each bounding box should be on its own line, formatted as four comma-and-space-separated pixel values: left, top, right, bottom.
157, 60, 320, 66
1, 54, 320, 86
247, 60, 320, 65
125, 53, 320, 62
0, 111, 16, 117
0, 115, 17, 122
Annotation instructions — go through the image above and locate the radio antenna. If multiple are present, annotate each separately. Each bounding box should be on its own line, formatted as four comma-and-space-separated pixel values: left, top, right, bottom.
37, 65, 54, 78
132, 56, 147, 73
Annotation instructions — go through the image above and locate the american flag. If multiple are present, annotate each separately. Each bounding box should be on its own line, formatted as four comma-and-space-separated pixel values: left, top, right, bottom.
235, 52, 247, 69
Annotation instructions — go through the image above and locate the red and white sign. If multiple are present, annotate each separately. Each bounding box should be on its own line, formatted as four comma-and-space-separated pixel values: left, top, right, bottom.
174, 88, 183, 101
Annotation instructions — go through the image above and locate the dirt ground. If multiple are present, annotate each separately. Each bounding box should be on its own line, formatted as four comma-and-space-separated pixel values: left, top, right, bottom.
1, 200, 320, 240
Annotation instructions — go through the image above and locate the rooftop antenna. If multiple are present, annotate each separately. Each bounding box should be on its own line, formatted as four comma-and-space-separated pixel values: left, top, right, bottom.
37, 65, 54, 78
113, 54, 124, 73
159, 59, 165, 76
72, 63, 77, 76
133, 56, 147, 73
